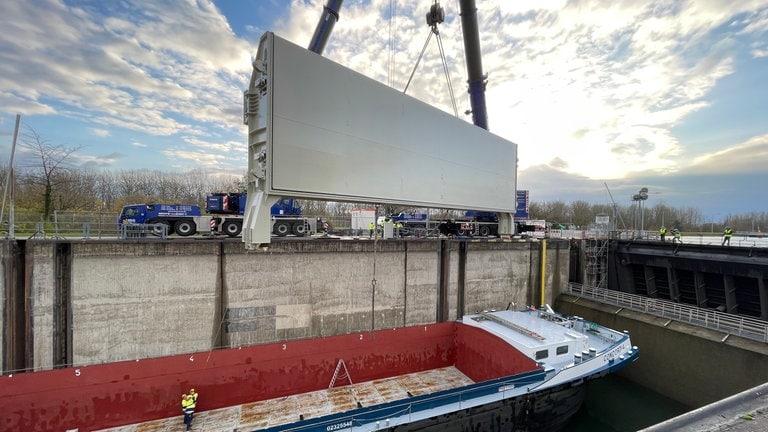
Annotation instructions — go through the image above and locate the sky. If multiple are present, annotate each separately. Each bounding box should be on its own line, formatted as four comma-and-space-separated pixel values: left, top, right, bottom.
1, 0, 767, 221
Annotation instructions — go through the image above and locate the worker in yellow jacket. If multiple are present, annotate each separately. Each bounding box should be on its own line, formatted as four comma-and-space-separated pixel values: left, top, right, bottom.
722, 226, 733, 246
181, 393, 195, 430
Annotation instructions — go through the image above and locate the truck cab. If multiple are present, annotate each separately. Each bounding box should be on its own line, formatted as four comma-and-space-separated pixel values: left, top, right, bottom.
271, 198, 303, 216
118, 205, 145, 224
118, 204, 202, 236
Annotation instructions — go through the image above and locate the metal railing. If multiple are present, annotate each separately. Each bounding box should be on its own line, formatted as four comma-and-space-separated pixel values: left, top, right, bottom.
566, 283, 768, 343
3, 211, 121, 239
117, 223, 168, 239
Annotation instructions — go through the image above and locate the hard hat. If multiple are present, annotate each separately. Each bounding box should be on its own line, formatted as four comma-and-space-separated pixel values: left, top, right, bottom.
726, 226, 730, 229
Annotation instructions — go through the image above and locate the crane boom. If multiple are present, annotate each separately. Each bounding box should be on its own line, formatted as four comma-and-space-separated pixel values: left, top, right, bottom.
308, 0, 344, 55
457, 0, 516, 237
458, 0, 488, 130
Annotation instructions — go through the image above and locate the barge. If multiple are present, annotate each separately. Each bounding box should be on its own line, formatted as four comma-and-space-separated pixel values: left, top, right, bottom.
2, 307, 637, 431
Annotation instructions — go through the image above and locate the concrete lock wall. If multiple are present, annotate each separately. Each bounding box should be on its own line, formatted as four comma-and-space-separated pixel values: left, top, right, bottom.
29, 242, 57, 371
220, 241, 418, 346
555, 294, 768, 408
1, 241, 7, 371
69, 242, 221, 366
1, 240, 26, 374
3, 238, 570, 371
465, 240, 568, 313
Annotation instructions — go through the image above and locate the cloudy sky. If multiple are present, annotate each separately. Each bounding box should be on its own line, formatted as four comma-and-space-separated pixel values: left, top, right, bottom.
1, 0, 767, 220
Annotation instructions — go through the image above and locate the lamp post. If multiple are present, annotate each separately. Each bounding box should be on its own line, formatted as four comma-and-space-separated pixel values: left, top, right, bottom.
631, 187, 649, 237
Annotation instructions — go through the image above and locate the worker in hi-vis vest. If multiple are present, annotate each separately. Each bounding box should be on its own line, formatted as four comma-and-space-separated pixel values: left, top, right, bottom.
722, 226, 733, 246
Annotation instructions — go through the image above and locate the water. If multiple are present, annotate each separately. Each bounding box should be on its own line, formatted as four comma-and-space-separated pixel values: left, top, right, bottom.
564, 374, 690, 431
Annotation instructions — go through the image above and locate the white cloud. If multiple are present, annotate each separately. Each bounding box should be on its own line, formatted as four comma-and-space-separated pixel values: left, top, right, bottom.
1, 0, 766, 211
76, 152, 123, 168
0, 0, 252, 140
688, 134, 768, 175
90, 128, 110, 138
181, 136, 247, 156
255, 0, 768, 181
163, 148, 224, 167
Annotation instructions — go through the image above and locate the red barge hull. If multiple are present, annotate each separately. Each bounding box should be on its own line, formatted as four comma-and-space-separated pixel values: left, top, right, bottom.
1, 322, 540, 432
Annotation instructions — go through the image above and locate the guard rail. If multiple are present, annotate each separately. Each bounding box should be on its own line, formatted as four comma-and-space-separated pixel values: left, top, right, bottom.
567, 283, 768, 343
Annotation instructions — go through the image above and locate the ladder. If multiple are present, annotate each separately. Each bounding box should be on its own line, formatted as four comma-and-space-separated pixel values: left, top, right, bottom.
329, 359, 352, 388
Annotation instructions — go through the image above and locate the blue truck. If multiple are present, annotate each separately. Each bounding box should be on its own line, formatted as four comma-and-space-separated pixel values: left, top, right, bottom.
118, 193, 321, 237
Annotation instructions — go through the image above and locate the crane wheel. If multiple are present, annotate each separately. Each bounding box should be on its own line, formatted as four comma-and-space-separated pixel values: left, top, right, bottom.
174, 220, 196, 237
273, 220, 290, 237
292, 222, 307, 236
223, 221, 242, 237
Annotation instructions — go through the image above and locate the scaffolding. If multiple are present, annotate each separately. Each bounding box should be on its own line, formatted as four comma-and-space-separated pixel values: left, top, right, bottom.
584, 238, 609, 289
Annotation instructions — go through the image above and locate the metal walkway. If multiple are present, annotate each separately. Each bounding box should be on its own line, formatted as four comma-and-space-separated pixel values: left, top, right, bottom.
567, 283, 768, 343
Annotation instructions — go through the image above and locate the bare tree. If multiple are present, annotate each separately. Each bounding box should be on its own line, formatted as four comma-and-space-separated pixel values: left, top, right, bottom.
530, 200, 568, 222
19, 126, 83, 219
57, 169, 100, 211
569, 200, 593, 226
93, 170, 121, 210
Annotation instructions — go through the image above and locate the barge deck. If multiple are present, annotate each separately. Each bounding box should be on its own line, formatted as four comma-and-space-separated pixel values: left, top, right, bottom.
98, 367, 474, 431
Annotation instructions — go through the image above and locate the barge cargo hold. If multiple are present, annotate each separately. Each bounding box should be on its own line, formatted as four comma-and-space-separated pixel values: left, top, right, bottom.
2, 308, 638, 432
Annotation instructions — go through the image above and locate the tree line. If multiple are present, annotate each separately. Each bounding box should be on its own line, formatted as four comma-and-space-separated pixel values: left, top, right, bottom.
528, 201, 767, 233
3, 160, 764, 234
2, 127, 765, 233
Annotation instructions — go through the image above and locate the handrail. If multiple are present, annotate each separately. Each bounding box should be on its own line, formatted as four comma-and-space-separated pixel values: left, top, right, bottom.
276, 370, 546, 432
478, 312, 546, 340
567, 283, 768, 343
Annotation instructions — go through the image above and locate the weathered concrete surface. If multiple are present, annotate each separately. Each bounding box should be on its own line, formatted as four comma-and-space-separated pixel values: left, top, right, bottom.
221, 240, 416, 346
2, 237, 570, 372
555, 294, 768, 408
70, 241, 221, 366
640, 382, 768, 432
29, 242, 56, 371
1, 240, 26, 374
464, 240, 565, 313
0, 241, 6, 372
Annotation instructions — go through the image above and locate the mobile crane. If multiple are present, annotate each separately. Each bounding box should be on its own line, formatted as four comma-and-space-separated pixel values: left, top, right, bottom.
118, 194, 320, 238
452, 0, 515, 237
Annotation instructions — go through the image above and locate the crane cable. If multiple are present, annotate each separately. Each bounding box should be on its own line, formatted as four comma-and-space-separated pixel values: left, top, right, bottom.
435, 25, 459, 117
387, 0, 397, 88
402, 1, 459, 117
371, 205, 379, 334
